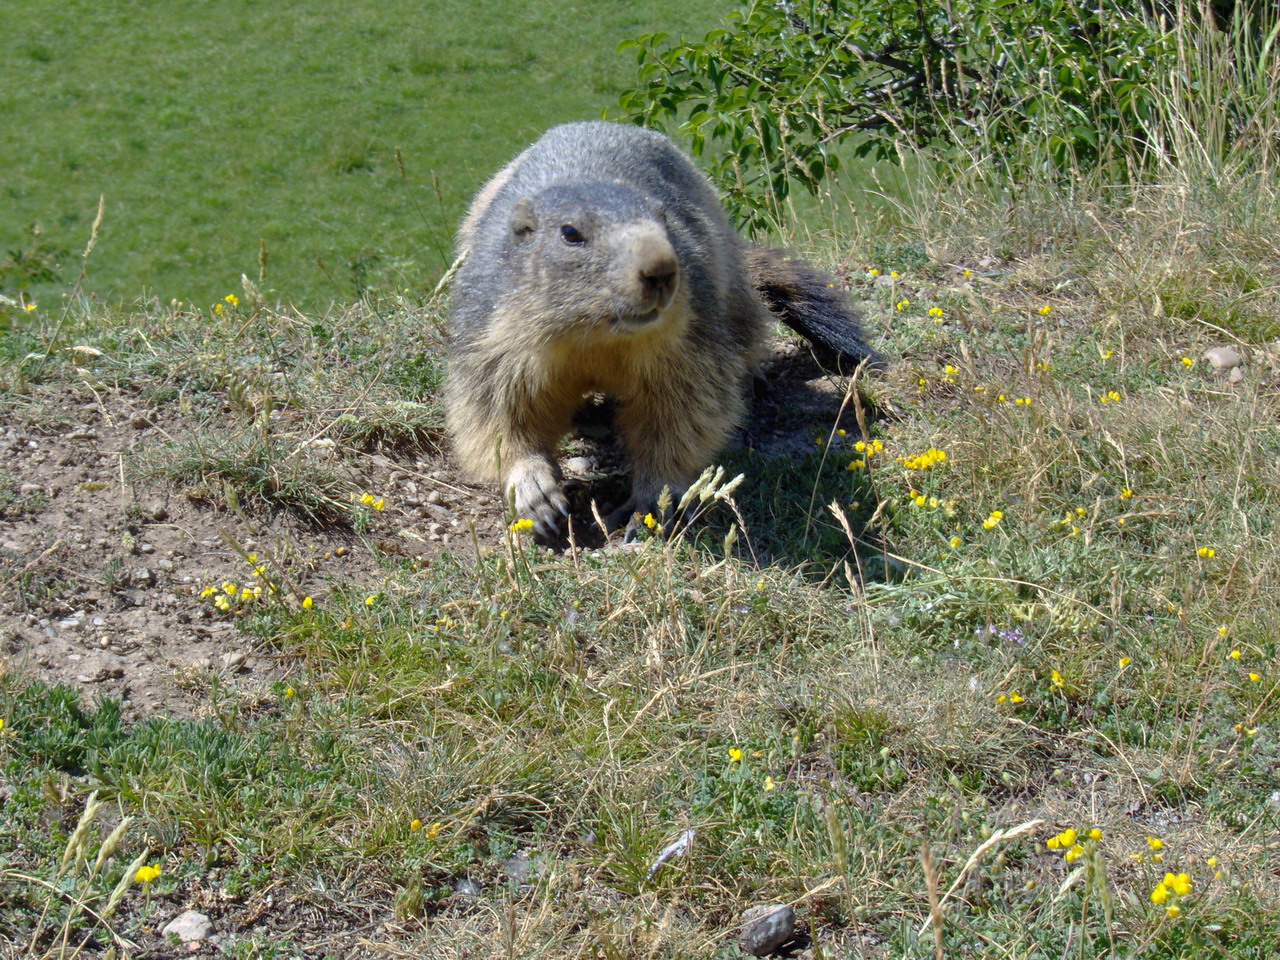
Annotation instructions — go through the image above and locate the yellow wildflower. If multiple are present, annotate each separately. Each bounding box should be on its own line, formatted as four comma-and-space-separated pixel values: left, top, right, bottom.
1166, 904, 1181, 918
1180, 356, 1193, 368
1147, 836, 1164, 850
764, 776, 777, 792
728, 748, 743, 762
302, 596, 314, 610
1038, 305, 1051, 315
1119, 656, 1131, 667
1150, 882, 1169, 904
1088, 828, 1102, 841
425, 822, 442, 839
509, 518, 534, 533
224, 293, 240, 306
135, 864, 162, 884
1197, 546, 1216, 559
1064, 843, 1084, 862
1051, 669, 1065, 687
410, 819, 422, 831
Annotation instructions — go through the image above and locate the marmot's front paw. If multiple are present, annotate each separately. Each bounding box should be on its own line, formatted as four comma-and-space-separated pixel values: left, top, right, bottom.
507, 457, 568, 537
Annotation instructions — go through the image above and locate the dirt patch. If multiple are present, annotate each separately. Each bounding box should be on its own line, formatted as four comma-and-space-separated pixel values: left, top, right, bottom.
0, 343, 863, 719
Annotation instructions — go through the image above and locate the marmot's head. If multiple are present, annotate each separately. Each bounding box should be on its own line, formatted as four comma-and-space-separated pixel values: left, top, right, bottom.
505, 181, 682, 335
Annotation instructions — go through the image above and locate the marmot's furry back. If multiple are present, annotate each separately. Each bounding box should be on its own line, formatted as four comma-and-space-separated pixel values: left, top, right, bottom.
446, 121, 876, 536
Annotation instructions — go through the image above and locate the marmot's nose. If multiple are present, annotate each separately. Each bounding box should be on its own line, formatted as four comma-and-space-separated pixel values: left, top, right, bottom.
639, 252, 679, 307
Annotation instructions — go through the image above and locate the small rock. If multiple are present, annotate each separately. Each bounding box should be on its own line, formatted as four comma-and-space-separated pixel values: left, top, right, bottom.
131, 568, 155, 587
147, 501, 169, 522
425, 489, 446, 505
222, 652, 247, 671
65, 428, 99, 441
425, 503, 453, 522
157, 559, 176, 573
563, 456, 596, 475
139, 542, 156, 554
740, 904, 796, 957
163, 910, 214, 943
1203, 346, 1243, 371
1229, 365, 1245, 383
19, 483, 43, 496
130, 415, 153, 429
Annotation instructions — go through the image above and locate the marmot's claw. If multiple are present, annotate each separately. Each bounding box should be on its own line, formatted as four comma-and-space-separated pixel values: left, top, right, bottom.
511, 463, 569, 538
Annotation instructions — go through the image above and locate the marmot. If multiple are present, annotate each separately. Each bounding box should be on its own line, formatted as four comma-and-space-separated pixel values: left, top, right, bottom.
446, 121, 875, 535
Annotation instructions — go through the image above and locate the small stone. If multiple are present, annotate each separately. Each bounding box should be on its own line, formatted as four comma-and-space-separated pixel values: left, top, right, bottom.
425, 490, 446, 505
139, 542, 156, 554
740, 904, 796, 957
425, 503, 453, 522
19, 483, 43, 496
130, 415, 153, 429
148, 501, 169, 521
1203, 346, 1243, 371
222, 652, 247, 671
163, 910, 214, 942
157, 559, 176, 572
563, 456, 596, 475
1229, 365, 1245, 383
131, 568, 155, 587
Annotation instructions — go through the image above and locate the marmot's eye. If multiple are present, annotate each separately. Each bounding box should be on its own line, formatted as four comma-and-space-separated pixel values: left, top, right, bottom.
560, 224, 585, 245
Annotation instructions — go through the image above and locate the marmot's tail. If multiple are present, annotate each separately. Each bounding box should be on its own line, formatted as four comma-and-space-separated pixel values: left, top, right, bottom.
745, 246, 880, 369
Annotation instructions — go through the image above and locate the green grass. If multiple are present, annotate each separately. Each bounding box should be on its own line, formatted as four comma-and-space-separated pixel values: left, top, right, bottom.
0, 0, 732, 312
4, 162, 1280, 956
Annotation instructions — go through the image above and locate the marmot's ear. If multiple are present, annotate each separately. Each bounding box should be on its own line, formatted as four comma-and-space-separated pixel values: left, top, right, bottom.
511, 197, 537, 238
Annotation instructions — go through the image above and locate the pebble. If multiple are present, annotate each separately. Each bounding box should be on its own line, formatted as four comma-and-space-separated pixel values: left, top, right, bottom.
563, 456, 596, 475
1203, 346, 1242, 371
131, 568, 155, 587
130, 415, 153, 429
222, 652, 247, 671
19, 483, 43, 496
162, 911, 214, 943
425, 490, 446, 505
740, 904, 796, 957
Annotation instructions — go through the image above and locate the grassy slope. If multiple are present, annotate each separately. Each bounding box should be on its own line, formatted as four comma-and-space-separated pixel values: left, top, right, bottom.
1, 0, 729, 311
2, 173, 1279, 957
